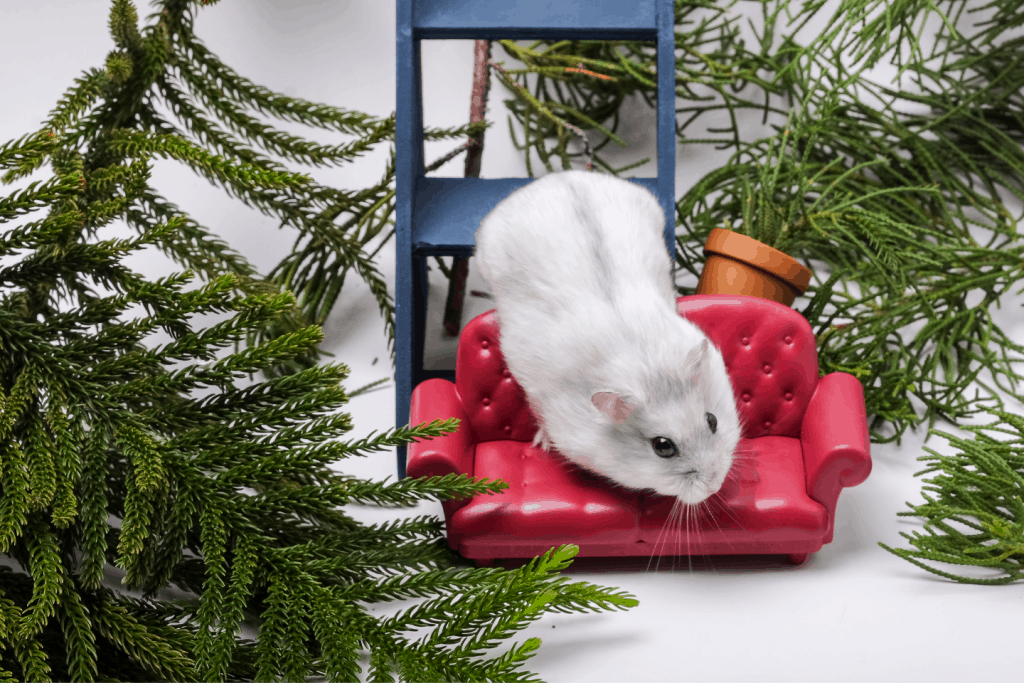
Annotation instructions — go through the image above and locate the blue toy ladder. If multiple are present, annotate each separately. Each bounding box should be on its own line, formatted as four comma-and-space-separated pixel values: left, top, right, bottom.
395, 0, 676, 479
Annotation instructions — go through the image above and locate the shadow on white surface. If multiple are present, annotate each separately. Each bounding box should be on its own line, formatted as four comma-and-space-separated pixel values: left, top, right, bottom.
3, 2, 1024, 682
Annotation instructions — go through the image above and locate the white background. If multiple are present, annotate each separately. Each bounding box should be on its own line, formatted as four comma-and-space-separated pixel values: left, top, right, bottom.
2, 1, 1024, 681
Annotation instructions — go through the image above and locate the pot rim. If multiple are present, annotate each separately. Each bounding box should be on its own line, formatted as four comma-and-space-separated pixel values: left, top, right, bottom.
702, 227, 812, 292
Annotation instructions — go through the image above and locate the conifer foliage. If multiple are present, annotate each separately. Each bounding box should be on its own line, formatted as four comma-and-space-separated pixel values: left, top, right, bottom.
481, 0, 1024, 584
0, 1, 638, 680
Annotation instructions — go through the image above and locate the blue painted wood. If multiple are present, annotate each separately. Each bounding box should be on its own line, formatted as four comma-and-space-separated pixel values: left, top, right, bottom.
414, 0, 656, 39
395, 0, 422, 480
656, 0, 675, 258
395, 0, 675, 480
413, 177, 662, 256
414, 178, 530, 256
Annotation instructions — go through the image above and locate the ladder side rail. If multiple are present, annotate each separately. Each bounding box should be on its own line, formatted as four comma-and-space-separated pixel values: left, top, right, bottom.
396, 0, 425, 479
657, 0, 676, 259
397, 0, 674, 480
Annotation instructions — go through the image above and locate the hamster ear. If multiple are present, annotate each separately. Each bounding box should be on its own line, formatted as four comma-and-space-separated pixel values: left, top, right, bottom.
684, 339, 709, 384
591, 391, 636, 425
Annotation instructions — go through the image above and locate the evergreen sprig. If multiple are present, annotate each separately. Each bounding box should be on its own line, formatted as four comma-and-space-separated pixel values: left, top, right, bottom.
879, 408, 1024, 584
0, 137, 638, 683
483, 0, 1024, 582
9, 0, 488, 380
0, 4, 641, 680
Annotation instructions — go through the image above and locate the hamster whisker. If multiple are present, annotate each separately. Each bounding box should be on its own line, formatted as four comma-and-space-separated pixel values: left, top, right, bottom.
709, 494, 747, 535
646, 493, 681, 573
644, 505, 665, 573
728, 448, 758, 465
670, 495, 689, 572
671, 488, 692, 571
667, 492, 687, 572
660, 497, 682, 574
679, 481, 699, 570
685, 500, 697, 574
695, 501, 712, 567
698, 500, 714, 566
708, 476, 749, 532
645, 483, 734, 573
701, 498, 735, 559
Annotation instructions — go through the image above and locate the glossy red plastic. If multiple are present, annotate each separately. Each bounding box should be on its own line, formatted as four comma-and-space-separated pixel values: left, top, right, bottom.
407, 295, 871, 566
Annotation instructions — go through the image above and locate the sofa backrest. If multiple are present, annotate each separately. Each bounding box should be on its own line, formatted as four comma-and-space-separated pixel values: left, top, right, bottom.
456, 295, 819, 443
676, 295, 819, 439
456, 310, 540, 444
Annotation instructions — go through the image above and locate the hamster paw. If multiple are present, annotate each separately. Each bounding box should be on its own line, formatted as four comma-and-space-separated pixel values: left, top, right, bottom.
532, 428, 554, 452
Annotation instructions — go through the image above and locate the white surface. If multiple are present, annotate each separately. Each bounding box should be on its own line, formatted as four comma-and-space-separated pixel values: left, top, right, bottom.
3, 2, 1024, 682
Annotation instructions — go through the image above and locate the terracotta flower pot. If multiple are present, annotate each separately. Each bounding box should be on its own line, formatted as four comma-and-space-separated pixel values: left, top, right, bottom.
695, 228, 812, 307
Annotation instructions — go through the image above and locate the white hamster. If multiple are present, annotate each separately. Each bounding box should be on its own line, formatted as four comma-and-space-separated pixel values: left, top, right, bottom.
473, 170, 741, 505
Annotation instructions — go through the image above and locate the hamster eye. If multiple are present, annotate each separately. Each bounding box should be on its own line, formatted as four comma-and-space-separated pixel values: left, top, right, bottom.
651, 437, 678, 458
706, 412, 718, 434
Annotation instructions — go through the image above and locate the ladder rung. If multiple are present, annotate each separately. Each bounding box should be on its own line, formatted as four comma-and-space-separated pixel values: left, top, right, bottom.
413, 0, 657, 39
411, 176, 660, 255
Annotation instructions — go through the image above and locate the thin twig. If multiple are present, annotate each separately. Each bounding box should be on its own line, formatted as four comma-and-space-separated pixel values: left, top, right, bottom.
444, 40, 493, 336
489, 59, 594, 170
565, 63, 615, 81
463, 41, 492, 178
424, 139, 477, 174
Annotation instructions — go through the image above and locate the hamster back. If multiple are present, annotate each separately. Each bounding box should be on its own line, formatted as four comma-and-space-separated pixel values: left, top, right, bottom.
474, 171, 676, 317
474, 171, 741, 504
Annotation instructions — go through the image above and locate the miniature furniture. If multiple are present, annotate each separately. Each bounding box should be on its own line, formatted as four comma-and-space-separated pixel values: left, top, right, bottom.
395, 0, 677, 478
407, 295, 872, 566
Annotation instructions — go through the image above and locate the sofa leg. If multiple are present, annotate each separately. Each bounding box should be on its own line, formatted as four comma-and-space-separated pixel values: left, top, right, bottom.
787, 553, 809, 566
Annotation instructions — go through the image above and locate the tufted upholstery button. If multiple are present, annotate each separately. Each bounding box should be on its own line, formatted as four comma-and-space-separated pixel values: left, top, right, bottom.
411, 299, 863, 565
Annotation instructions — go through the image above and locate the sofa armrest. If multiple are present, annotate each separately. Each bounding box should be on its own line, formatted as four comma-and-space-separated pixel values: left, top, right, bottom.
801, 372, 872, 543
408, 378, 476, 479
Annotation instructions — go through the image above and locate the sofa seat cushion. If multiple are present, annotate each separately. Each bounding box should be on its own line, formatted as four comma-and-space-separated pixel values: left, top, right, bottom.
448, 436, 827, 557
450, 441, 641, 542
637, 437, 827, 553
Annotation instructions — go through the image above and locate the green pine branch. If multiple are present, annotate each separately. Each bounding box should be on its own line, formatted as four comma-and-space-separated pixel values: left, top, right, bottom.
1, 0, 487, 380
879, 407, 1024, 584
484, 0, 1024, 584
0, 7, 642, 673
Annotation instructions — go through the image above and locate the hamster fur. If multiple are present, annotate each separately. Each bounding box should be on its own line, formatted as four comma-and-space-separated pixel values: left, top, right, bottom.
474, 170, 742, 505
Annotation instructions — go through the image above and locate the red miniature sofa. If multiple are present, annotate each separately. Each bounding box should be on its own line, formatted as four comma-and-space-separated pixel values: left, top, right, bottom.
408, 295, 871, 566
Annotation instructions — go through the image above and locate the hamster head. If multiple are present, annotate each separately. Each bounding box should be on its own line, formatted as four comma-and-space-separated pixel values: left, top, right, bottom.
589, 333, 742, 505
